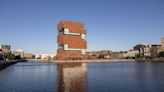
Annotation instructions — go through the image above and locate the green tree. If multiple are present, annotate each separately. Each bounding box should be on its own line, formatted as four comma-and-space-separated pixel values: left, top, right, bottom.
135, 53, 144, 58
5, 52, 15, 60
159, 52, 164, 58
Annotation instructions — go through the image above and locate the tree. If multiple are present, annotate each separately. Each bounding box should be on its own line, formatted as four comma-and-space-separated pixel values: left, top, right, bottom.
98, 55, 104, 59
159, 52, 164, 58
135, 53, 144, 58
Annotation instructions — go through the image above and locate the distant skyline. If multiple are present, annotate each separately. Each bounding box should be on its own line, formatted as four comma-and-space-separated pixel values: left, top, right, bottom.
0, 0, 164, 54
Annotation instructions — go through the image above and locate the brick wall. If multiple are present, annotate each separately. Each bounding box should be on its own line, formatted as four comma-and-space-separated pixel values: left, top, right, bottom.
57, 21, 87, 60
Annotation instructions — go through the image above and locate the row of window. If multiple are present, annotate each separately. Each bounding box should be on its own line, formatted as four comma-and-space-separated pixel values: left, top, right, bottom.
58, 28, 86, 40
58, 44, 86, 54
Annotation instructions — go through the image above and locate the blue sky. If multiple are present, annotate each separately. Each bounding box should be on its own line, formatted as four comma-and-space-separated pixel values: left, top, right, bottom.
0, 0, 164, 54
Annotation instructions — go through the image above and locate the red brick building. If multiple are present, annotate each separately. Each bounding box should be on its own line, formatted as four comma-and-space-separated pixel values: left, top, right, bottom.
57, 21, 87, 60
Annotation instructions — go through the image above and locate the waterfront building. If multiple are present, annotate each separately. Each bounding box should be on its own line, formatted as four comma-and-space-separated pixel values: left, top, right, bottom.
143, 45, 151, 58
86, 51, 98, 59
86, 51, 98, 58
111, 51, 125, 59
13, 49, 24, 58
86, 50, 112, 59
159, 47, 164, 53
1, 45, 12, 59
133, 44, 146, 55
0, 49, 5, 61
23, 53, 34, 59
133, 43, 163, 58
104, 54, 111, 59
134, 44, 147, 50
140, 44, 163, 58
57, 21, 87, 60
150, 44, 161, 58
126, 49, 139, 59
122, 52, 128, 59
1, 45, 11, 54
161, 38, 164, 47
86, 51, 97, 56
40, 54, 55, 59
35, 54, 41, 59
159, 47, 164, 58
98, 50, 111, 55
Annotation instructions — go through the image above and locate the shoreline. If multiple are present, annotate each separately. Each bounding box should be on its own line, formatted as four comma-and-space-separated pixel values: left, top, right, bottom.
27, 59, 135, 63
0, 59, 27, 70
0, 61, 18, 70
53, 59, 135, 63
27, 58, 164, 63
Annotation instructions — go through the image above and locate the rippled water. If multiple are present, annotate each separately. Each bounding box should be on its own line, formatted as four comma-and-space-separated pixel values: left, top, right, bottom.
0, 61, 164, 92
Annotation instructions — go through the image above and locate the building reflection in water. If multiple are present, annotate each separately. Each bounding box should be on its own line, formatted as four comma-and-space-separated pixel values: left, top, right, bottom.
57, 63, 87, 92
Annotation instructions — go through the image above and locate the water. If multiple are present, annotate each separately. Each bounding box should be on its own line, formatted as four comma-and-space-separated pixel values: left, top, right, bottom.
0, 61, 164, 92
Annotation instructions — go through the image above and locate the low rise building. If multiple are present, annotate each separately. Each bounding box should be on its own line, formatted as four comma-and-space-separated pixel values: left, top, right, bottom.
111, 51, 125, 59
24, 53, 34, 59
126, 49, 139, 58
35, 54, 55, 60
161, 38, 164, 47
13, 49, 24, 58
159, 46, 164, 52
86, 51, 100, 58
1, 45, 11, 54
0, 49, 5, 61
143, 45, 151, 58
86, 51, 97, 56
122, 52, 128, 59
134, 44, 163, 58
159, 47, 164, 58
86, 50, 112, 59
40, 54, 55, 59
1, 45, 12, 59
150, 44, 161, 58
35, 54, 41, 59
134, 44, 147, 56
104, 54, 111, 59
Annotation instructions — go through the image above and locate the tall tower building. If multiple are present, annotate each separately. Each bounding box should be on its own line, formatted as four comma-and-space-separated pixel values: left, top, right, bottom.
57, 21, 87, 60
161, 38, 164, 47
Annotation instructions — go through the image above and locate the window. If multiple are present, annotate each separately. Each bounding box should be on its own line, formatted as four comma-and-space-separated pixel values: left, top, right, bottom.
81, 34, 86, 40
64, 44, 68, 50
82, 49, 86, 54
64, 28, 69, 34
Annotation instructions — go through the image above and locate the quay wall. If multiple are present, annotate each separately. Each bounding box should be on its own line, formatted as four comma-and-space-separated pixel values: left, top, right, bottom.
0, 60, 26, 70
27, 59, 135, 63
0, 62, 17, 70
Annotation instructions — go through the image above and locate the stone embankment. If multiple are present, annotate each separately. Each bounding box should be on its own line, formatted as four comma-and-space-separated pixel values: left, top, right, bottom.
53, 59, 135, 63
0, 61, 17, 70
135, 58, 164, 62
0, 59, 27, 70
27, 59, 135, 63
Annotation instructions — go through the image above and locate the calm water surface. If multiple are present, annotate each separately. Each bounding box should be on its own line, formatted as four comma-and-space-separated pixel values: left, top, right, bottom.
0, 61, 164, 92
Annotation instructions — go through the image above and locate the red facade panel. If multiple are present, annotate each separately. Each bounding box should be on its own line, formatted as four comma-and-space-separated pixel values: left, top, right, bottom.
58, 21, 86, 34
57, 35, 87, 49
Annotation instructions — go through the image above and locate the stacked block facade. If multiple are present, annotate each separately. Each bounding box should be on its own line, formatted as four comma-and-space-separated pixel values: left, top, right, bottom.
57, 21, 87, 60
